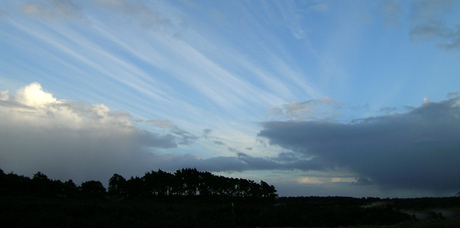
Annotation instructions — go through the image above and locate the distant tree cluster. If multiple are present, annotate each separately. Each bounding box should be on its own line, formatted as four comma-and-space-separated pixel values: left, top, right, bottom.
109, 168, 278, 199
0, 169, 105, 198
0, 168, 277, 200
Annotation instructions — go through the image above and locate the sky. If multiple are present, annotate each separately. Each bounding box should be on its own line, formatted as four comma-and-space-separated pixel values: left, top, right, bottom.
1, 0, 460, 198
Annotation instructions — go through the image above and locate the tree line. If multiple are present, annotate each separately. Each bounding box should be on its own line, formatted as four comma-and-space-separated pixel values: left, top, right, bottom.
0, 168, 277, 200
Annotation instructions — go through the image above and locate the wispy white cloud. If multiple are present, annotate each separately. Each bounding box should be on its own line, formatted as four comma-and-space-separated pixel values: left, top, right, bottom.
268, 97, 340, 121
6, 16, 190, 117
308, 3, 330, 13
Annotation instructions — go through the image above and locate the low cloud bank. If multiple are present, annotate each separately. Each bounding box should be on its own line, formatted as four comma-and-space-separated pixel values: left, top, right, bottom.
0, 83, 313, 185
259, 96, 460, 194
0, 83, 180, 183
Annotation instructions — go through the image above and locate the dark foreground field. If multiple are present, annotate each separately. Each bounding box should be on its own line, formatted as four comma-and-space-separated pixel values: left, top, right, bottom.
2, 195, 460, 228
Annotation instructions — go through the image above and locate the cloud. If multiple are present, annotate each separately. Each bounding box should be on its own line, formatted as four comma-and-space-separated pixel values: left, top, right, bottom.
267, 107, 285, 117
22, 0, 84, 22
380, 0, 403, 27
202, 128, 212, 138
137, 150, 321, 175
447, 92, 459, 98
351, 177, 375, 186
379, 106, 398, 114
259, 96, 460, 194
354, 11, 373, 24
273, 152, 303, 163
147, 119, 198, 145
95, 0, 183, 32
298, 177, 323, 184
268, 97, 340, 121
213, 140, 226, 146
308, 3, 329, 13
0, 90, 9, 100
19, 0, 185, 35
409, 0, 460, 50
15, 82, 57, 106
0, 83, 321, 186
0, 83, 179, 183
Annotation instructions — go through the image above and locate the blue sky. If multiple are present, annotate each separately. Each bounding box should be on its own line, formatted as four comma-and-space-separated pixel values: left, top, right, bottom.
1, 0, 460, 197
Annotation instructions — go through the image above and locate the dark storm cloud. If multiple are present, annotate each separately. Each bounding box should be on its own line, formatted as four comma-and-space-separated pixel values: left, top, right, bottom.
273, 152, 302, 163
351, 177, 375, 186
258, 96, 460, 193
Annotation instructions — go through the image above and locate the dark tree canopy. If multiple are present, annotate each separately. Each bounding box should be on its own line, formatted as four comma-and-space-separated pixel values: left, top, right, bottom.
110, 168, 278, 200
0, 167, 277, 200
108, 173, 126, 195
81, 180, 106, 198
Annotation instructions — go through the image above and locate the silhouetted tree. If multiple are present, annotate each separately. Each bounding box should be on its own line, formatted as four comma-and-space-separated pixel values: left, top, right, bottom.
157, 169, 177, 196
63, 179, 79, 198
32, 171, 52, 196
3, 172, 32, 194
143, 171, 160, 197
0, 167, 279, 202
260, 180, 277, 199
81, 180, 106, 198
126, 176, 144, 197
198, 171, 214, 197
175, 168, 200, 196
108, 173, 127, 196
0, 169, 7, 194
144, 169, 177, 196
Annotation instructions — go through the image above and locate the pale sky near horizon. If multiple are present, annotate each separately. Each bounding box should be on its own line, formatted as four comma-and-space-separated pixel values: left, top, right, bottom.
1, 0, 460, 197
